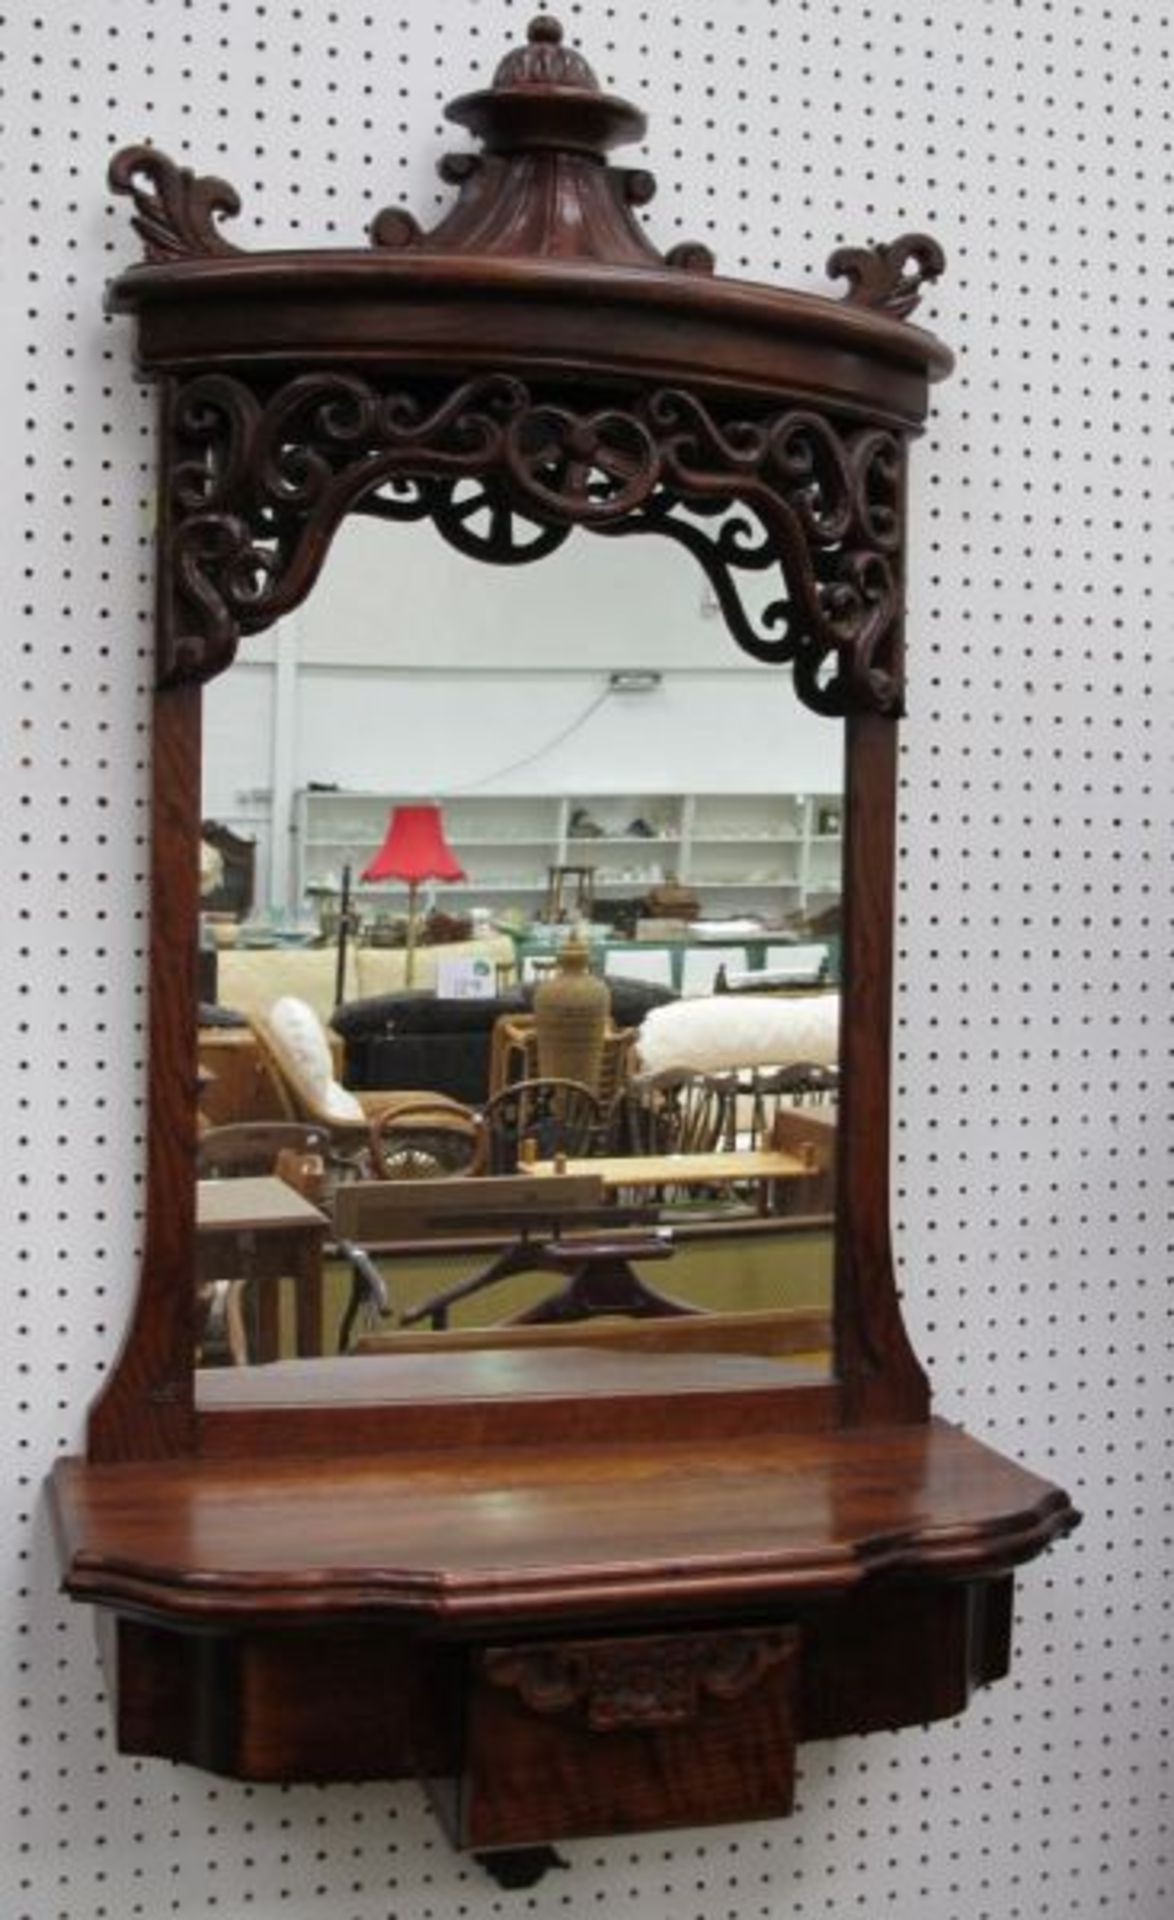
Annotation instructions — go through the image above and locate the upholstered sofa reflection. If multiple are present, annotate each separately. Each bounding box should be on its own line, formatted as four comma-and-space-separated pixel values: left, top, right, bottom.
213, 934, 516, 1028
333, 976, 678, 1107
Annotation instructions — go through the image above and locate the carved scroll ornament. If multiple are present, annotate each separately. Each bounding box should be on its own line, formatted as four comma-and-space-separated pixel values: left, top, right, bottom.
108, 147, 244, 263
483, 1626, 798, 1732
158, 370, 909, 716
828, 232, 946, 319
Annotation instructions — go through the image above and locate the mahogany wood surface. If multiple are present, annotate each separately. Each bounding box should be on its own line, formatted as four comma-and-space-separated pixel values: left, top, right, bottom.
87, 680, 200, 1461
100, 1612, 420, 1783
448, 1625, 802, 1848
51, 1416, 1076, 1628
111, 261, 949, 429
191, 1349, 836, 1457
835, 714, 930, 1424
90, 1572, 1011, 1794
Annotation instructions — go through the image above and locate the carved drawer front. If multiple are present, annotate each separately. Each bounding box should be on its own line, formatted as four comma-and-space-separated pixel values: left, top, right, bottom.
429, 1624, 801, 1851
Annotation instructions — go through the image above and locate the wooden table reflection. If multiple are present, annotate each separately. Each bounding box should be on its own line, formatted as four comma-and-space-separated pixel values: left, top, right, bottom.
197, 1176, 329, 1361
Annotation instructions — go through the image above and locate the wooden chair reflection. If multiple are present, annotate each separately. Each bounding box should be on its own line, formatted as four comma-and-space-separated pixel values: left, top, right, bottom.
608, 1066, 838, 1217
740, 1064, 839, 1141
609, 1068, 740, 1157
197, 1120, 330, 1194
473, 1076, 603, 1175
335, 1099, 483, 1350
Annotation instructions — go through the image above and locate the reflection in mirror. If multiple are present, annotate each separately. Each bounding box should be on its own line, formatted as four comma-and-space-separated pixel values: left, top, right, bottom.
194, 503, 842, 1379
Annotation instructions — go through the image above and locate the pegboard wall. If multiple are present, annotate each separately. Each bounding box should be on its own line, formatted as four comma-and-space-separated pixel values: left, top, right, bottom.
1, 0, 1169, 1914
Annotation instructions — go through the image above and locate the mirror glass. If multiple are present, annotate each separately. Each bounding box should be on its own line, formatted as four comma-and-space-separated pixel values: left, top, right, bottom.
194, 498, 842, 1378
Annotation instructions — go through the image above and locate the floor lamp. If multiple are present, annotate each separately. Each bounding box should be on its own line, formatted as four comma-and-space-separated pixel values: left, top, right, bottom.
361, 804, 467, 988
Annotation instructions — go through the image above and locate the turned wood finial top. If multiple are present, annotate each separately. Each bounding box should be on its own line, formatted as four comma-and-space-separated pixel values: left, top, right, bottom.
492, 15, 598, 90
446, 12, 646, 155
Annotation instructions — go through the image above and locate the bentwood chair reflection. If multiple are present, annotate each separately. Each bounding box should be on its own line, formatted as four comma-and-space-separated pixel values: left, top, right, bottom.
367, 1097, 482, 1182
251, 995, 470, 1168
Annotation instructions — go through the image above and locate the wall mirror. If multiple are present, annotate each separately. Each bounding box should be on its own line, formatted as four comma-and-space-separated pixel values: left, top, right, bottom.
197, 502, 843, 1370
50, 13, 1074, 1885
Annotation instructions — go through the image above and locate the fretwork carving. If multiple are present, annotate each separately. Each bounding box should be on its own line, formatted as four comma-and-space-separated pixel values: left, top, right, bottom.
157, 370, 910, 716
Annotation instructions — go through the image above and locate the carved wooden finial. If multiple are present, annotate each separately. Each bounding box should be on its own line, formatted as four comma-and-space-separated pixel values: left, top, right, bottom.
370, 12, 714, 274
491, 15, 599, 91
447, 11, 643, 155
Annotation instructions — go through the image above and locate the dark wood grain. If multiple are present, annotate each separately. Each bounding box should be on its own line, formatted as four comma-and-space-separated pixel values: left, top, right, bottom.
111, 260, 948, 422
88, 1575, 1016, 1793
836, 713, 930, 1423
102, 1614, 419, 1781
447, 1626, 801, 1847
86, 674, 200, 1461
192, 1349, 835, 1457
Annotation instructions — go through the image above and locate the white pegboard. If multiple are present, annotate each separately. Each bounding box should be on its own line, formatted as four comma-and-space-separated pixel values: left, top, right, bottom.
1, 1, 1170, 1915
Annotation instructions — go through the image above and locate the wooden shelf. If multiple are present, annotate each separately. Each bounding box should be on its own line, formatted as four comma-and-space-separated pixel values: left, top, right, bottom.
50, 1366, 1075, 1851
52, 1399, 1075, 1629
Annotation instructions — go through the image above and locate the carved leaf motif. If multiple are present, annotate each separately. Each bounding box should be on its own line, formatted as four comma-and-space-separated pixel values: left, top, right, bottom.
108, 146, 244, 263
827, 232, 945, 320
483, 1628, 798, 1733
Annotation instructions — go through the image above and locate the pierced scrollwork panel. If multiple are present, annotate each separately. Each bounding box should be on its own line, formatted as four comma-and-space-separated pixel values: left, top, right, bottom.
157, 369, 909, 715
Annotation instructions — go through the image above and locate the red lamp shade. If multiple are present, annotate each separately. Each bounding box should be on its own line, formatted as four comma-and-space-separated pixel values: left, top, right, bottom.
360, 804, 466, 885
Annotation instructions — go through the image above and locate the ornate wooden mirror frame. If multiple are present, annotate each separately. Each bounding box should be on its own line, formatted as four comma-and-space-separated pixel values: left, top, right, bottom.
50, 16, 1077, 1885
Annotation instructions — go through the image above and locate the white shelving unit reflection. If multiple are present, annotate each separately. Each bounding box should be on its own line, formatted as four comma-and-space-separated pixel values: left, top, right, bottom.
295, 789, 842, 921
